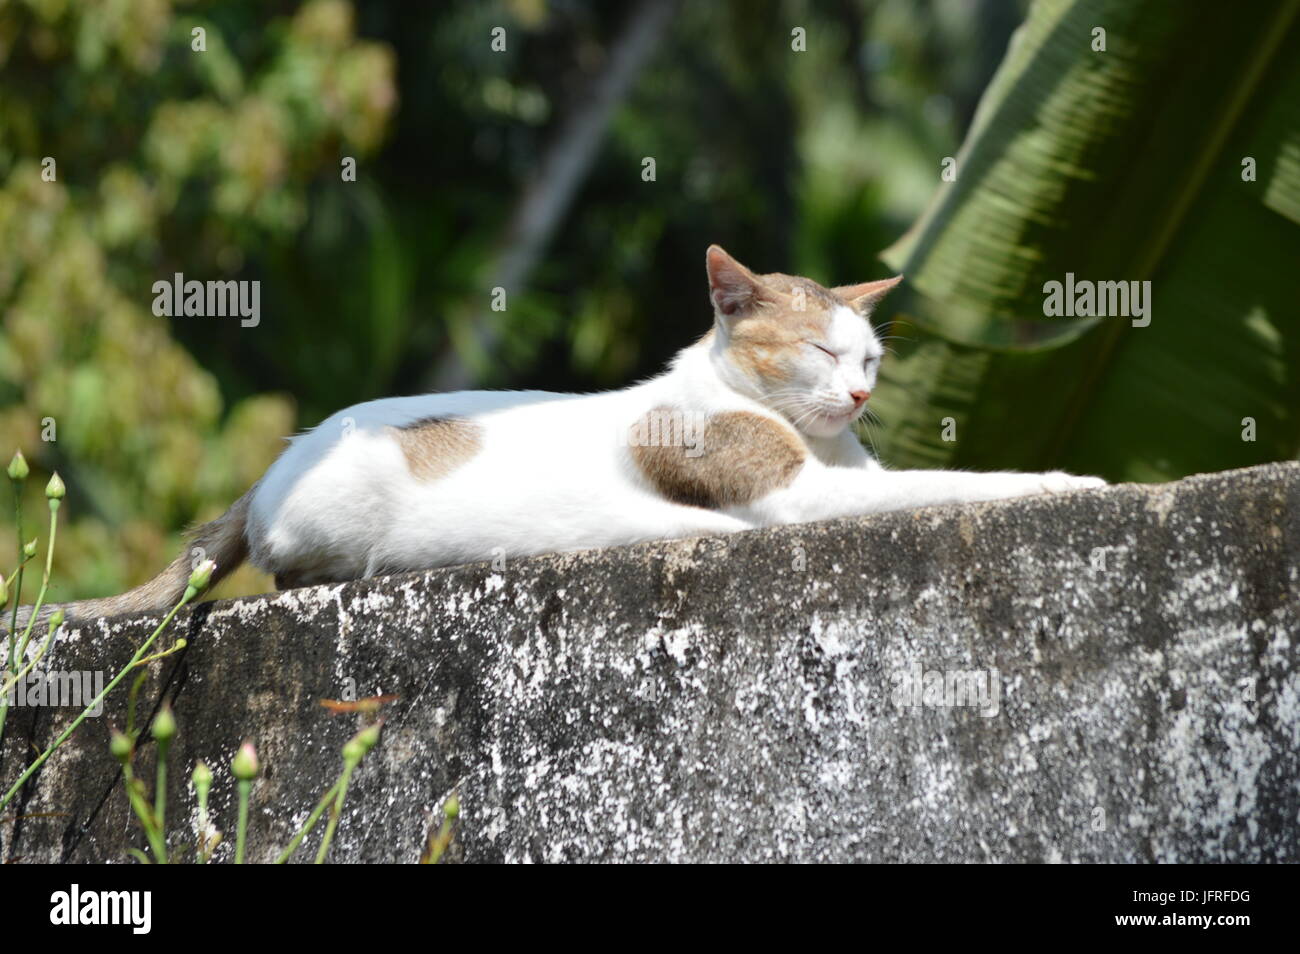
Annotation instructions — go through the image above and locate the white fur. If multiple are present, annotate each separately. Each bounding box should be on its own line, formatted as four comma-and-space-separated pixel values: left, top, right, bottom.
247, 313, 1103, 584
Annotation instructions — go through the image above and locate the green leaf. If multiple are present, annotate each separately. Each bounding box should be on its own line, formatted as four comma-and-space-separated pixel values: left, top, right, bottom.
874, 0, 1300, 482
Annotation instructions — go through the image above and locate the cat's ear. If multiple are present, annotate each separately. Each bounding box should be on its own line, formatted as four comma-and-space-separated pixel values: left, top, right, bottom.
706, 245, 771, 318
835, 275, 903, 313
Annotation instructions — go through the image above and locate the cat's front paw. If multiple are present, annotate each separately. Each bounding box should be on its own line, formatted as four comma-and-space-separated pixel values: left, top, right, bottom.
1037, 471, 1107, 494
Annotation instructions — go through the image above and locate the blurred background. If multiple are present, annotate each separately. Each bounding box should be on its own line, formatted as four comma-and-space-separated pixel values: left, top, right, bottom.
1, 0, 1296, 602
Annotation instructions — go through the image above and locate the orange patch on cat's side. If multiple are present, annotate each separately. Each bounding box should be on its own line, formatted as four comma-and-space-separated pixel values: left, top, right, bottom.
630, 406, 806, 509
389, 416, 483, 482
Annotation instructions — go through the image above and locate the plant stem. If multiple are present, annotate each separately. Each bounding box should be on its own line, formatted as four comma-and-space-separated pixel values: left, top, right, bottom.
314, 761, 358, 864
195, 774, 213, 863
11, 503, 60, 669
20, 504, 57, 636
122, 764, 167, 863
0, 495, 33, 740
155, 738, 169, 856
422, 805, 458, 865
2, 554, 35, 593
235, 778, 251, 864
0, 584, 198, 812
7, 474, 24, 667
126, 670, 148, 739
0, 613, 62, 696
274, 778, 342, 864
133, 640, 185, 668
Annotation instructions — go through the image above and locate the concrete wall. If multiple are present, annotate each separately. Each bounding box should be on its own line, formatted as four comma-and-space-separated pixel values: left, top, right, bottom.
3, 462, 1296, 862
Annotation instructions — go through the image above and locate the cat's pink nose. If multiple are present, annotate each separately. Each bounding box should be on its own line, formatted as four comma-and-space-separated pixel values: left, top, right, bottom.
850, 390, 871, 407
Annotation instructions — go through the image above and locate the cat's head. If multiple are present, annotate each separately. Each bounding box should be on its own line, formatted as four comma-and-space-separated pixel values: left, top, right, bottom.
705, 244, 901, 438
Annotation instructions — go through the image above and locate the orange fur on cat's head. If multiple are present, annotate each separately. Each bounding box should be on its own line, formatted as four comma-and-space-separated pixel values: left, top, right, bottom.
704, 245, 901, 437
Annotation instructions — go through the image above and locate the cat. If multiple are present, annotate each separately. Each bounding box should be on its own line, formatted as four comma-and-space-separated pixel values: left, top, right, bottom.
29, 245, 1105, 624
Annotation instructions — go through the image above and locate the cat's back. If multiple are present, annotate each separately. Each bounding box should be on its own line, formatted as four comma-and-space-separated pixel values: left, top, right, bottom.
318, 389, 576, 431
247, 387, 648, 571
278, 389, 572, 466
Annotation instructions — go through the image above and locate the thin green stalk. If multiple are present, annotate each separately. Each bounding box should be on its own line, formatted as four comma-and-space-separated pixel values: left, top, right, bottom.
7, 456, 26, 669
314, 761, 357, 864
311, 723, 380, 864
0, 610, 63, 696
274, 778, 343, 864
235, 779, 251, 864
12, 501, 60, 668
152, 765, 168, 862
152, 712, 174, 857
192, 761, 215, 863
0, 580, 200, 812
0, 482, 36, 741
126, 670, 149, 739
3, 553, 35, 593
421, 794, 460, 864
133, 639, 186, 668
231, 740, 258, 864
4, 501, 61, 722
121, 764, 167, 862
154, 753, 167, 838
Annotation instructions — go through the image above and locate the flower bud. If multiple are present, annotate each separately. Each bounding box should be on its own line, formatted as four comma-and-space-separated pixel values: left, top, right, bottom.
231, 740, 259, 781
0, 574, 7, 608
343, 722, 382, 764
443, 793, 460, 821
109, 729, 133, 765
192, 760, 213, 799
47, 608, 65, 633
7, 450, 28, 481
44, 471, 65, 500
22, 539, 36, 558
151, 703, 176, 743
187, 559, 216, 593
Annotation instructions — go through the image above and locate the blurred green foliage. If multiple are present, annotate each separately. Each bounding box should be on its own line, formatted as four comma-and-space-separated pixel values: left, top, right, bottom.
0, 0, 396, 600
2, 0, 1121, 603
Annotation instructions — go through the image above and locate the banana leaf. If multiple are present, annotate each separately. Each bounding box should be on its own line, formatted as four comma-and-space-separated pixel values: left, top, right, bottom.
872, 0, 1300, 482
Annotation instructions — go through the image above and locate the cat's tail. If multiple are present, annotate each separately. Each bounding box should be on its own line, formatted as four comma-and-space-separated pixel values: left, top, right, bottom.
7, 489, 254, 634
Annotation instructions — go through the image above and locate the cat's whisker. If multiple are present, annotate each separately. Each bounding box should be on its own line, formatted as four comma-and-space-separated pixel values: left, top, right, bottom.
857, 414, 886, 458
857, 428, 880, 459
789, 407, 818, 429
767, 394, 812, 414
790, 405, 823, 431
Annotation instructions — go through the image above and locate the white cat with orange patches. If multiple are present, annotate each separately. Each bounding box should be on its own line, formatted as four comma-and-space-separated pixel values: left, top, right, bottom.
33, 246, 1104, 622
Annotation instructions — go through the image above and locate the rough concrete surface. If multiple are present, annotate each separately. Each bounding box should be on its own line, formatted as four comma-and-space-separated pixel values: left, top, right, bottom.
1, 462, 1297, 863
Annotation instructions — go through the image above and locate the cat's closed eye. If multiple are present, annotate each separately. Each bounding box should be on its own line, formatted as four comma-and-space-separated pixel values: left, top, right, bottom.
807, 342, 836, 360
